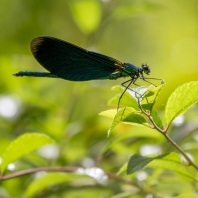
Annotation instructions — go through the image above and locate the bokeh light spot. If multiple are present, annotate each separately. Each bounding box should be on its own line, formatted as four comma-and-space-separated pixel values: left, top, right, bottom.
0, 95, 20, 118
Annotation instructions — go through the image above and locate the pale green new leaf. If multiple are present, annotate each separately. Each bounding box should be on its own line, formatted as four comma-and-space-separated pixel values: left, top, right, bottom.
100, 107, 149, 135
108, 86, 139, 110
1, 133, 55, 172
99, 109, 117, 119
110, 107, 148, 131
165, 81, 198, 124
141, 85, 163, 112
109, 85, 164, 113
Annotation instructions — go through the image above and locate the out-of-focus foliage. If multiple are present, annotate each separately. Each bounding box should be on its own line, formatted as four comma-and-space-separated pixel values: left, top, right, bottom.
1, 133, 55, 172
1, 0, 198, 197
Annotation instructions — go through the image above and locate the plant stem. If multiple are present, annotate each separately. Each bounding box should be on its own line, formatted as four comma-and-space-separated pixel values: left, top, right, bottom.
0, 166, 133, 185
162, 133, 198, 170
137, 98, 198, 171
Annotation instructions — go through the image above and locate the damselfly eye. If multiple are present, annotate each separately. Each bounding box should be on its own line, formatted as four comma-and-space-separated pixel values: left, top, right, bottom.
141, 64, 150, 75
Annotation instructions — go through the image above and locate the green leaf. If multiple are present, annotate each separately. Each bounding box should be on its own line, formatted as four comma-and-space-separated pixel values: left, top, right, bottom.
24, 173, 81, 198
127, 152, 196, 181
100, 107, 149, 135
111, 107, 148, 129
108, 86, 139, 110
99, 109, 117, 119
151, 110, 164, 129
1, 133, 55, 172
127, 154, 153, 174
127, 153, 157, 174
141, 85, 163, 112
174, 194, 198, 198
69, 0, 101, 34
109, 85, 163, 112
127, 86, 149, 102
148, 152, 196, 181
165, 81, 198, 124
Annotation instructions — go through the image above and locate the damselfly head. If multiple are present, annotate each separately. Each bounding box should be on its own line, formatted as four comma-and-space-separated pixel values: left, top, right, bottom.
141, 64, 150, 75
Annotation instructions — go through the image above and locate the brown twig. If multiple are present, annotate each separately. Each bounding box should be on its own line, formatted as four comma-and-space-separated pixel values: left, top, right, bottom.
0, 166, 134, 185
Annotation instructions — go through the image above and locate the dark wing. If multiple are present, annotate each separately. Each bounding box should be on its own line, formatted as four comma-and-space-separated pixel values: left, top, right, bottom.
30, 36, 122, 81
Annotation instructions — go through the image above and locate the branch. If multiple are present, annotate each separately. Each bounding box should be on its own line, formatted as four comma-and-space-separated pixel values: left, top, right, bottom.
0, 166, 134, 185
137, 97, 198, 171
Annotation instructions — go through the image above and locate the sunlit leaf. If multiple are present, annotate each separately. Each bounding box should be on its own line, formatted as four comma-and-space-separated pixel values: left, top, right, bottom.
110, 107, 148, 130
100, 107, 149, 135
108, 85, 139, 110
99, 109, 117, 119
141, 85, 163, 111
109, 85, 163, 113
165, 81, 198, 124
1, 133, 55, 172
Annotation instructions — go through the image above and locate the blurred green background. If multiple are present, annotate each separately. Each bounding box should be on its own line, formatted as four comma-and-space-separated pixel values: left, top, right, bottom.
1, 0, 198, 197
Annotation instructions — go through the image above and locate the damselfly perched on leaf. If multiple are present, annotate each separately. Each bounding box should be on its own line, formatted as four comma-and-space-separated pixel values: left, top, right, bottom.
13, 36, 163, 109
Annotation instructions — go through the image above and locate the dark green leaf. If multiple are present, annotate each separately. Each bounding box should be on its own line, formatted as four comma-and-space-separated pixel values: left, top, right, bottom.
127, 153, 169, 175
128, 152, 197, 181
127, 154, 154, 174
